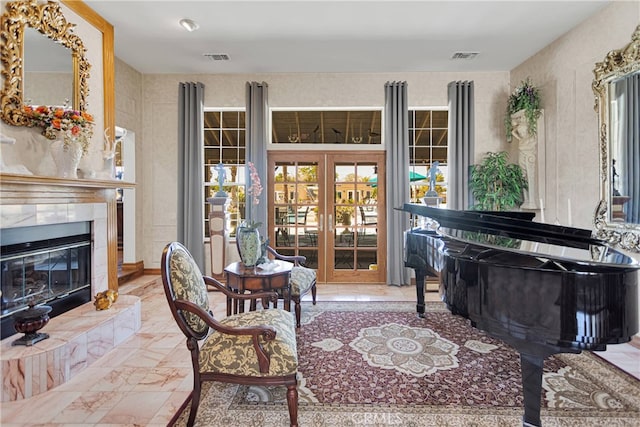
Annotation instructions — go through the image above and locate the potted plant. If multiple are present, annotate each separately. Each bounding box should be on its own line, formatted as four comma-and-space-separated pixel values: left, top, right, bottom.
469, 151, 528, 211
504, 77, 542, 142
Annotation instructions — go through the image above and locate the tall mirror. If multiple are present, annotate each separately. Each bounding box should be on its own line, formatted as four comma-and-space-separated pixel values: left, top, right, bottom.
592, 25, 640, 253
0, 0, 90, 126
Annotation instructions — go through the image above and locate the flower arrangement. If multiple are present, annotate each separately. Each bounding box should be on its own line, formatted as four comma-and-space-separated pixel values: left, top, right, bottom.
247, 161, 263, 205
243, 161, 263, 229
504, 78, 541, 143
23, 105, 94, 155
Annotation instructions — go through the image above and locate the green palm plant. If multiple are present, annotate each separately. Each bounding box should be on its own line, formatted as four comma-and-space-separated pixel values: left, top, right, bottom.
469, 151, 528, 211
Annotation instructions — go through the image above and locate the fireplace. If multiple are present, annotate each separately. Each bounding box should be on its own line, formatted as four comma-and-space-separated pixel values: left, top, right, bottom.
1, 222, 92, 339
0, 177, 141, 401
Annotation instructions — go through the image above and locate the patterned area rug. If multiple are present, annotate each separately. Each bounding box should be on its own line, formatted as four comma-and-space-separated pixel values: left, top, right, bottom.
173, 301, 640, 426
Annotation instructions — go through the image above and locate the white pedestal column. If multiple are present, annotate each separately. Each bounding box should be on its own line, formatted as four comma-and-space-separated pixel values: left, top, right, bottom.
208, 196, 230, 279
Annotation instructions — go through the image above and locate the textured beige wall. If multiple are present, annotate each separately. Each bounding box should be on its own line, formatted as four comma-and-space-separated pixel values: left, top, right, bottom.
509, 1, 640, 229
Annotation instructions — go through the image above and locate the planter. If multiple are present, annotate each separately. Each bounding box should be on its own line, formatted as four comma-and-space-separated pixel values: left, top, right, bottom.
50, 139, 82, 179
237, 226, 261, 267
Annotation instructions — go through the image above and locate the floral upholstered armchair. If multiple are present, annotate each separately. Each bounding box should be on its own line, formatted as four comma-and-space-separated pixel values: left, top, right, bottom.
161, 242, 299, 426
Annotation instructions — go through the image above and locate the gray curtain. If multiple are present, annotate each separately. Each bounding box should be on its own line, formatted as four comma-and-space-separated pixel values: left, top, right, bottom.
177, 82, 205, 270
447, 81, 475, 210
615, 72, 640, 223
245, 81, 269, 236
385, 81, 410, 286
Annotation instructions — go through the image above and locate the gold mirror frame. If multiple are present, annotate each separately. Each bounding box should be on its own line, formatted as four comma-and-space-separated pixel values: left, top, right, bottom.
0, 0, 90, 126
592, 25, 640, 253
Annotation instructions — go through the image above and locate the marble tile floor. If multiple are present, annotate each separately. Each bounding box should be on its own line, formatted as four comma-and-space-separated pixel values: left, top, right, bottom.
1, 275, 638, 426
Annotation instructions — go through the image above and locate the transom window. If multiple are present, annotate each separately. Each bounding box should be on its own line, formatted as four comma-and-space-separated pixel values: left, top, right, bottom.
271, 109, 382, 144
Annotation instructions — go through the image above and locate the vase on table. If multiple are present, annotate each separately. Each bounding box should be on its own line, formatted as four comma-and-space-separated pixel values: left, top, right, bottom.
50, 138, 82, 179
237, 225, 261, 267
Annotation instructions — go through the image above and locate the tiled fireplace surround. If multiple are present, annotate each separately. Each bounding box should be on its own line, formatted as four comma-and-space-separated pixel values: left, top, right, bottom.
0, 177, 141, 401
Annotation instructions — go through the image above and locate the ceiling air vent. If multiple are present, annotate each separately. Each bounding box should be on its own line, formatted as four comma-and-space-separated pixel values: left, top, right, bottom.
451, 52, 479, 60
203, 53, 230, 61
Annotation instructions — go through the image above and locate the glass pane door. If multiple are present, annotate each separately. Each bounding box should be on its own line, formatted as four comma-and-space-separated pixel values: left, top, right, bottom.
268, 152, 385, 284
270, 157, 321, 274
327, 154, 385, 283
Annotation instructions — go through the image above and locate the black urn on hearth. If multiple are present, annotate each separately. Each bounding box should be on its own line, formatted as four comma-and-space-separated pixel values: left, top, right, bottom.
12, 302, 52, 346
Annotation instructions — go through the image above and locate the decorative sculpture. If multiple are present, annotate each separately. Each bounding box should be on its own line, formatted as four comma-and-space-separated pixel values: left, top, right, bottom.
426, 161, 440, 196
214, 163, 227, 196
94, 289, 119, 310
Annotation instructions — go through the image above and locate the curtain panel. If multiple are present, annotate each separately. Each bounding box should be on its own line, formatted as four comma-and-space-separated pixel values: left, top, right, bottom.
245, 82, 269, 236
447, 81, 475, 210
177, 82, 205, 270
384, 81, 411, 286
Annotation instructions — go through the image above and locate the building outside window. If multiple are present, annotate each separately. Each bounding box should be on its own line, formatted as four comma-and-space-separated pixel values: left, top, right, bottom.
408, 109, 448, 206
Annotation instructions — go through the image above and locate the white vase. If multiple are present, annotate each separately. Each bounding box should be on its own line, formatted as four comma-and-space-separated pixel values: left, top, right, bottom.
50, 139, 82, 179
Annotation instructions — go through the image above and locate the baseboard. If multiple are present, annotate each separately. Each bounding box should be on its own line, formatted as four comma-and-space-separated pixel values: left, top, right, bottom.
144, 268, 161, 275
631, 335, 640, 350
122, 260, 144, 271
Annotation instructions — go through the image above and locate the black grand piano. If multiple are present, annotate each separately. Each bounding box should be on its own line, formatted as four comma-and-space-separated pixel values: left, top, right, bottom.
402, 203, 639, 427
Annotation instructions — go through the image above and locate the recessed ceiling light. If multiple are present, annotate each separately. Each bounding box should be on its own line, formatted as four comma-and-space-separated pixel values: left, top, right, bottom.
179, 19, 199, 32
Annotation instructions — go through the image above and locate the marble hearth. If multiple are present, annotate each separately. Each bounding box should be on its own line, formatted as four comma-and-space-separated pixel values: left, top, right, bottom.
0, 174, 139, 401
0, 295, 141, 401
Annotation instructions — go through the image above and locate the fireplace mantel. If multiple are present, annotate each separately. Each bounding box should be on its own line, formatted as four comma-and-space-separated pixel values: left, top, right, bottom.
0, 172, 135, 189
0, 172, 135, 291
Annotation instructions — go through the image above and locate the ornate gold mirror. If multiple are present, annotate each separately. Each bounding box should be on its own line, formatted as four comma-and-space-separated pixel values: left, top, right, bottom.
592, 25, 640, 253
0, 0, 90, 126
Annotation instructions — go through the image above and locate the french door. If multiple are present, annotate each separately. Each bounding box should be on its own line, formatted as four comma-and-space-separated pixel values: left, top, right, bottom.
268, 152, 386, 283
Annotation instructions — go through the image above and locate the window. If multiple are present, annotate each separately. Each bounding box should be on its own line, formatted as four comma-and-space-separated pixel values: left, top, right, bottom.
271, 109, 382, 144
203, 110, 246, 238
408, 109, 448, 205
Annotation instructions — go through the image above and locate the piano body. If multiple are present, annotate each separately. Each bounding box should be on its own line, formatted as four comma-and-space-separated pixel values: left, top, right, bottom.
402, 203, 639, 427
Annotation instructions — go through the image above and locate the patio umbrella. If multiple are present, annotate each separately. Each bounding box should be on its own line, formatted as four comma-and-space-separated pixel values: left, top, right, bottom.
367, 171, 427, 187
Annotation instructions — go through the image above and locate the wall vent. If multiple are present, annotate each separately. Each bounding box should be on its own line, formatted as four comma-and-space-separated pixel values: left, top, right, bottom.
203, 53, 230, 61
451, 52, 479, 60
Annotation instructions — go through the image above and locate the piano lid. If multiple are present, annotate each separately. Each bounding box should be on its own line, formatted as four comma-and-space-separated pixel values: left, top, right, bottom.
401, 203, 638, 267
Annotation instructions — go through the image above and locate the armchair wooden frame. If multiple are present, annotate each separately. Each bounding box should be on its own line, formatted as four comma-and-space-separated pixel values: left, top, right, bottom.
162, 242, 298, 427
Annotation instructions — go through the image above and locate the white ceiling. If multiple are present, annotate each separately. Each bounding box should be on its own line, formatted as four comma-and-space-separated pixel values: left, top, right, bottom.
82, 0, 611, 75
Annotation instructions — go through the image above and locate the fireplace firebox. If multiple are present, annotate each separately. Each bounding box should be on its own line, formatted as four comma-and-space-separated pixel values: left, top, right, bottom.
1, 222, 92, 339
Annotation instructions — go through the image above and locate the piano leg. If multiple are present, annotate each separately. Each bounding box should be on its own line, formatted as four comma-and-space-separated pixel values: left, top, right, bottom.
415, 268, 426, 318
520, 353, 544, 427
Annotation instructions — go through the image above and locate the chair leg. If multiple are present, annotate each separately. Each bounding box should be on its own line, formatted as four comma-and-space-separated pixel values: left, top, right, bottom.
294, 298, 301, 328
311, 283, 317, 305
286, 383, 299, 427
187, 380, 202, 427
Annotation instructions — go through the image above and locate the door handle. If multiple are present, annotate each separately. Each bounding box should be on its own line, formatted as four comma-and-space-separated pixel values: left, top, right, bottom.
328, 214, 333, 233
319, 214, 323, 232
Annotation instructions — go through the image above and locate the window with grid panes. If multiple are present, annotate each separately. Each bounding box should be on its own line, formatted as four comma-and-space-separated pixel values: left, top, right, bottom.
408, 109, 448, 205
203, 110, 246, 238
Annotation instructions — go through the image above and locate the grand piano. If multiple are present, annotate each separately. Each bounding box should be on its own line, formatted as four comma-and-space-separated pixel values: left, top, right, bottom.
402, 203, 639, 427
